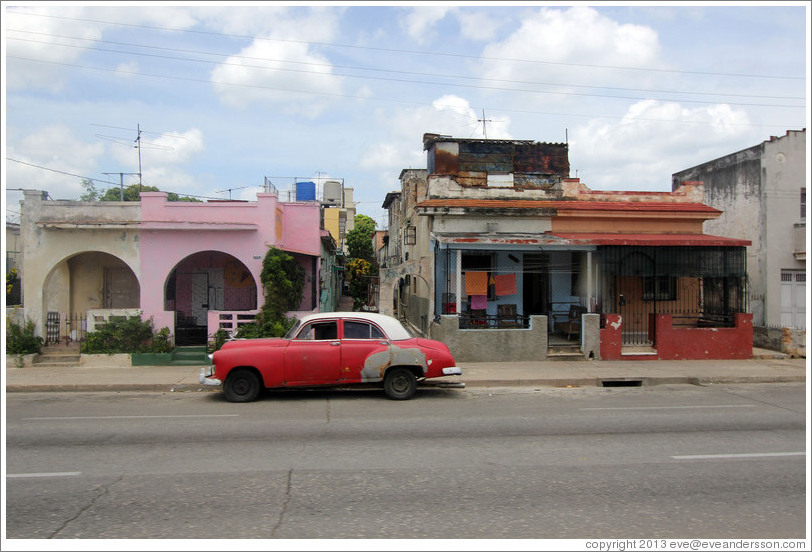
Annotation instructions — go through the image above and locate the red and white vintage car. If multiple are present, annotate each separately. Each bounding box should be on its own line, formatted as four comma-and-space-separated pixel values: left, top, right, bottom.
200, 312, 461, 402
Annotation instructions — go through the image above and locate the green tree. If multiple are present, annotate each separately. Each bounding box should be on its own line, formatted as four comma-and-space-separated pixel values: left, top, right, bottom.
79, 178, 103, 201
236, 247, 305, 338
346, 258, 372, 310
346, 214, 376, 262
79, 180, 199, 202
99, 184, 200, 202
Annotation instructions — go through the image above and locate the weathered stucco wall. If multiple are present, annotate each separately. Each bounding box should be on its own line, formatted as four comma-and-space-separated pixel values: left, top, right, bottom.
430, 315, 548, 362
20, 190, 141, 335
672, 130, 806, 328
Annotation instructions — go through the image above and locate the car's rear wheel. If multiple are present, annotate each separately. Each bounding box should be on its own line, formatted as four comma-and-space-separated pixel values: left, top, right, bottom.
224, 369, 261, 403
383, 367, 417, 400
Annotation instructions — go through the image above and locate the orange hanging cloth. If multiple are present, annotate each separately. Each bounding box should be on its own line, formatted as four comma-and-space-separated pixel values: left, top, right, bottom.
464, 271, 488, 295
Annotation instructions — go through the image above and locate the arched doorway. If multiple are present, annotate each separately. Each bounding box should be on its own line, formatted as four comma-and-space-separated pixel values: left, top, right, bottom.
164, 251, 258, 345
43, 252, 139, 343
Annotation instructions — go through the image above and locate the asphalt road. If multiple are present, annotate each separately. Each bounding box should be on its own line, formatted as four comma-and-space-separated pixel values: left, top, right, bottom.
4, 383, 807, 541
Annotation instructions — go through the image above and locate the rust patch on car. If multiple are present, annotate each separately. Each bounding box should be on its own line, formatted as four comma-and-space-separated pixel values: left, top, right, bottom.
361, 346, 428, 382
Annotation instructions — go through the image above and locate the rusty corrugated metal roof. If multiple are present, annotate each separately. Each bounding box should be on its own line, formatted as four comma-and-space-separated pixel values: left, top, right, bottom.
415, 198, 721, 214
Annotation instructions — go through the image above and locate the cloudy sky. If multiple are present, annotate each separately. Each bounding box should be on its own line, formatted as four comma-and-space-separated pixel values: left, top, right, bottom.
3, 2, 808, 228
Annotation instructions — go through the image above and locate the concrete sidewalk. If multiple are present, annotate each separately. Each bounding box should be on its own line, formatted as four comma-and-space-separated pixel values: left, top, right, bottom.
4, 349, 806, 394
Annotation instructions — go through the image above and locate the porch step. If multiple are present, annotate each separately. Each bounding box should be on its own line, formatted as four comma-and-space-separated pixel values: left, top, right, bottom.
621, 346, 658, 358
34, 346, 81, 367
547, 345, 584, 360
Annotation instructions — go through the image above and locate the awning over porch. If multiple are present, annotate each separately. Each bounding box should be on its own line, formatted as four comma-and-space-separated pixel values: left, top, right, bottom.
435, 232, 750, 248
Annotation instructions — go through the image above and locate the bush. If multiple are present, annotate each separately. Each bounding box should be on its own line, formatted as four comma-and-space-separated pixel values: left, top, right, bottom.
235, 315, 296, 339
81, 316, 173, 354
210, 329, 230, 353
6, 317, 43, 355
150, 326, 174, 353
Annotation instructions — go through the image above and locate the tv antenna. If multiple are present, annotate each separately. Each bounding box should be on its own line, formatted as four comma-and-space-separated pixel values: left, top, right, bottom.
134, 124, 143, 191
477, 109, 492, 139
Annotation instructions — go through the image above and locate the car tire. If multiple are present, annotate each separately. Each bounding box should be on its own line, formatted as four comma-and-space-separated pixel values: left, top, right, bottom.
224, 369, 261, 403
383, 367, 417, 400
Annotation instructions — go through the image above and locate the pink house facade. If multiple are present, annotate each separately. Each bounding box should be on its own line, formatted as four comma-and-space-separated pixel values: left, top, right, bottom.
19, 189, 322, 346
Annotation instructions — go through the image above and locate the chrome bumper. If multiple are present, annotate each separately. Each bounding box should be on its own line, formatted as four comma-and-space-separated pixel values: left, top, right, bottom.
442, 366, 462, 376
199, 366, 222, 387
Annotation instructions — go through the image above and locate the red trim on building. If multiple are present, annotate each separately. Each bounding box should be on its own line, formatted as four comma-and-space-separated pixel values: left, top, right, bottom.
550, 232, 751, 247
416, 198, 721, 214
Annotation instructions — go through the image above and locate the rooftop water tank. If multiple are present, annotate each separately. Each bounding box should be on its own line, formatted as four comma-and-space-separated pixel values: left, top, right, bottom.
323, 180, 342, 205
296, 181, 316, 201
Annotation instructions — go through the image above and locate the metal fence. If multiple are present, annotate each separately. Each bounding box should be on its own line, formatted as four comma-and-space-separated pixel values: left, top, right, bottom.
45, 312, 88, 344
600, 246, 748, 345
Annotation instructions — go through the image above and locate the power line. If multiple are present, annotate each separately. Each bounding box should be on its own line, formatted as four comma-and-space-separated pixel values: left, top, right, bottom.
9, 10, 805, 81
5, 30, 806, 103
6, 56, 803, 130
5, 157, 222, 201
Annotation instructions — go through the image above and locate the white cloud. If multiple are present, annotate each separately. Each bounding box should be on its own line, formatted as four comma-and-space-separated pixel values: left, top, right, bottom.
452, 9, 501, 42
401, 6, 452, 43
114, 61, 139, 77
112, 127, 205, 170
210, 40, 344, 114
6, 125, 105, 199
359, 95, 513, 184
477, 6, 663, 105
568, 100, 753, 191
189, 5, 343, 39
4, 7, 104, 91
208, 9, 344, 114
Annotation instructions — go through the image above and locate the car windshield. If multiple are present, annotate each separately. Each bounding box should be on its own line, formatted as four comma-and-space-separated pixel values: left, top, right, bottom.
284, 320, 302, 340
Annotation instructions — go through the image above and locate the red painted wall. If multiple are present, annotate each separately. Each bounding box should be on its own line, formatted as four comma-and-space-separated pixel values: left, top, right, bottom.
599, 313, 753, 360
653, 313, 753, 360
600, 314, 623, 360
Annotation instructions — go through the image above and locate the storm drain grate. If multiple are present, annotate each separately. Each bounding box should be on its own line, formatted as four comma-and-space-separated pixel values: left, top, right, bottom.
601, 379, 644, 387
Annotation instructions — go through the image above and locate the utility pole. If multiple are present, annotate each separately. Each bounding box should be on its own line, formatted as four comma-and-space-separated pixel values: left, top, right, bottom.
102, 172, 140, 200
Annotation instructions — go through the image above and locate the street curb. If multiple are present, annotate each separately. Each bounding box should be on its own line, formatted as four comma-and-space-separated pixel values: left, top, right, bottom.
5, 375, 805, 394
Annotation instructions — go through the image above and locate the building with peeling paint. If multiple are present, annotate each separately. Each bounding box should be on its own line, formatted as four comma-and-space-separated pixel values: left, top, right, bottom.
18, 188, 323, 346
381, 133, 753, 362
672, 129, 806, 355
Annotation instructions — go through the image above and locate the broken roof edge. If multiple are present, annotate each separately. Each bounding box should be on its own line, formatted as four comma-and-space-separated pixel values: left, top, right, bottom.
422, 133, 565, 150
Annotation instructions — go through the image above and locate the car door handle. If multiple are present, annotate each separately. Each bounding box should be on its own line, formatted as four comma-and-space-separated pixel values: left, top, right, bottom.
330, 342, 340, 346
379, 341, 390, 345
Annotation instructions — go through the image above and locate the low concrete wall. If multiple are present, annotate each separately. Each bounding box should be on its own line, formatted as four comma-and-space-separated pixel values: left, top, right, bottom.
80, 354, 132, 367
753, 326, 806, 358
430, 315, 547, 362
5, 354, 38, 368
654, 313, 753, 360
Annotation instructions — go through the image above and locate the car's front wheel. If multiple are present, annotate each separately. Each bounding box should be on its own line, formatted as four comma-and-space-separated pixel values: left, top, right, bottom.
224, 369, 261, 403
383, 367, 417, 400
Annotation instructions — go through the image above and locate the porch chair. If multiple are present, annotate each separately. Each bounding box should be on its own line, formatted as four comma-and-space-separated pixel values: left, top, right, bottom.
497, 304, 521, 328
553, 305, 587, 340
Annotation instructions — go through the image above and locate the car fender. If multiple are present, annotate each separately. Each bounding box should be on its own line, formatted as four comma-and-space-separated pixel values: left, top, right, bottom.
213, 345, 285, 388
360, 344, 428, 382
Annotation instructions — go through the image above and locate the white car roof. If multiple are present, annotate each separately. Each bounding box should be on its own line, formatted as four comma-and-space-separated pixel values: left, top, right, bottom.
295, 312, 414, 340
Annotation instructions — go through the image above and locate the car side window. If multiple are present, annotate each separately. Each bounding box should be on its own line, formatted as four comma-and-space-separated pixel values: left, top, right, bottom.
296, 321, 338, 340
344, 321, 386, 340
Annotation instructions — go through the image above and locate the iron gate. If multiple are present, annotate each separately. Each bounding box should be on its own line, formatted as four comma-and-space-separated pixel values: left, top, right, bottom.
44, 312, 88, 344
600, 246, 748, 346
